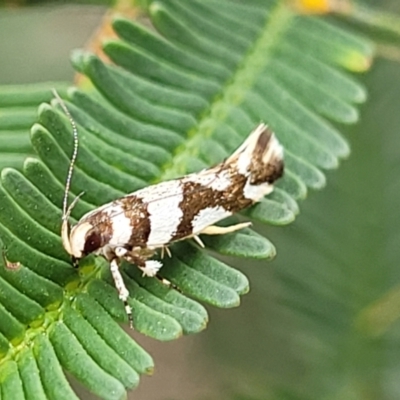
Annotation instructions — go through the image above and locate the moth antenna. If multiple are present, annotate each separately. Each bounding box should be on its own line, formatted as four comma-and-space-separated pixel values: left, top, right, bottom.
51, 89, 79, 221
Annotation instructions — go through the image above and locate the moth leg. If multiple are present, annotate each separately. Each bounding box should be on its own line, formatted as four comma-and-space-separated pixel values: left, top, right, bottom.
165, 246, 172, 258
160, 246, 172, 259
110, 258, 133, 329
155, 274, 182, 293
115, 246, 128, 258
128, 253, 163, 278
130, 255, 181, 292
127, 253, 181, 291
140, 260, 163, 277
71, 256, 79, 268
200, 222, 252, 236
193, 235, 205, 248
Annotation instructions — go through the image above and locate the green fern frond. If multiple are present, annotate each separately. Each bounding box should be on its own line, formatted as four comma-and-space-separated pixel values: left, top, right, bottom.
0, 0, 373, 398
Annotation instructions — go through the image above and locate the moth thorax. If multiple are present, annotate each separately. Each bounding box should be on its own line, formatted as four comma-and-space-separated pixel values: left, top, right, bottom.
68, 222, 104, 258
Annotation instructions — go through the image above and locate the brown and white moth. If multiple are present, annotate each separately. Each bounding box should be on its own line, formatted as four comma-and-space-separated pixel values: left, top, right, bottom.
55, 92, 284, 327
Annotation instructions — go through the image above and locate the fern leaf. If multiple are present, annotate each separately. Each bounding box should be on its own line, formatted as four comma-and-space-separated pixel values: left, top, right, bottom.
0, 0, 373, 398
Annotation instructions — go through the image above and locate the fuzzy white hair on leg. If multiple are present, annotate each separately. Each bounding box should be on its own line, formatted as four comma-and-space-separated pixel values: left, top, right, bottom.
140, 260, 163, 277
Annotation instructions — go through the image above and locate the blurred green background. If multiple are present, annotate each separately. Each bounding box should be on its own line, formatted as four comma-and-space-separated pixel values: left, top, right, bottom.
1, 1, 400, 399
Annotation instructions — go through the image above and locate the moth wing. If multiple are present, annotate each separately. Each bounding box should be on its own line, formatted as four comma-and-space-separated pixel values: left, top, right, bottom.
76, 168, 221, 239
126, 171, 226, 249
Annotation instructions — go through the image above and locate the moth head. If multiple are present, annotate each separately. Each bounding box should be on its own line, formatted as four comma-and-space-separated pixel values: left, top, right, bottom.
62, 220, 102, 259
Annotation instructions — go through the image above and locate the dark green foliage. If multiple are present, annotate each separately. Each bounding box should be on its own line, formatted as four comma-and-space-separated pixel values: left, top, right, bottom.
0, 0, 372, 398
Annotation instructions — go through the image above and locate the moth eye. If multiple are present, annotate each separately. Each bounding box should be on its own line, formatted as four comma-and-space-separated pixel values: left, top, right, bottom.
83, 230, 102, 255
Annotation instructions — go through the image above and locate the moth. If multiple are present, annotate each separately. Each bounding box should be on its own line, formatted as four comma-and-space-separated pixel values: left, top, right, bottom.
55, 92, 284, 327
